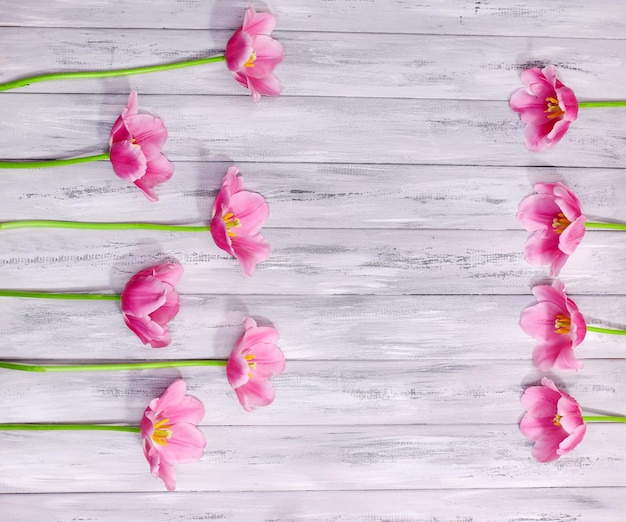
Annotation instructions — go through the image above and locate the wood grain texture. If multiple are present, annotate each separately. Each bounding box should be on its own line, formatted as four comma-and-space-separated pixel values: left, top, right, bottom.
2, 0, 626, 518
4, 0, 626, 39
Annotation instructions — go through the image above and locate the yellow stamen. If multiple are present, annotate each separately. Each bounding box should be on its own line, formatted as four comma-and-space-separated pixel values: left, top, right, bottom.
552, 213, 571, 234
223, 212, 241, 238
151, 418, 173, 446
553, 414, 562, 427
545, 96, 565, 119
243, 52, 257, 68
554, 314, 571, 335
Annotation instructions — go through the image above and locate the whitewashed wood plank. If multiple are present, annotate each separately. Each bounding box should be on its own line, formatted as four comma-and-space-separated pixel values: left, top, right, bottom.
1, 423, 625, 492
0, 94, 624, 168
0, 295, 624, 361
3, 29, 626, 100
5, 488, 626, 521
1, 162, 624, 231
0, 360, 624, 425
4, 0, 626, 39
0, 228, 625, 295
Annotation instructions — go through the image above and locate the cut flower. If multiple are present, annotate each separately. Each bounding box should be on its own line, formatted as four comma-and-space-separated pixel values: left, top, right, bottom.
225, 5, 284, 102
520, 279, 586, 371
520, 377, 586, 462
120, 262, 183, 348
509, 65, 578, 152
109, 90, 174, 201
210, 166, 271, 277
140, 379, 206, 491
227, 317, 285, 412
517, 182, 586, 276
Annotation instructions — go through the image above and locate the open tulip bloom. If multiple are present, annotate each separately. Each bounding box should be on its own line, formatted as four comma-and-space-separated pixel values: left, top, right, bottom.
520, 279, 626, 371
0, 317, 285, 412
0, 262, 183, 348
0, 166, 271, 276
0, 379, 205, 491
520, 377, 626, 463
0, 6, 283, 101
510, 64, 626, 152
0, 91, 173, 201
517, 182, 626, 276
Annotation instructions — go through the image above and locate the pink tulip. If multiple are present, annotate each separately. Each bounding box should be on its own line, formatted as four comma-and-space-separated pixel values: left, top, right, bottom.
210, 166, 270, 277
109, 90, 174, 201
520, 377, 586, 462
227, 317, 285, 412
140, 379, 206, 491
517, 182, 586, 276
520, 279, 587, 371
509, 65, 578, 152
120, 263, 183, 348
225, 5, 284, 102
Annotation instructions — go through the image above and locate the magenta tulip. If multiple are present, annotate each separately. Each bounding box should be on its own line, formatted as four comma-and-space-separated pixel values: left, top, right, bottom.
109, 91, 174, 201
140, 379, 206, 491
120, 263, 183, 348
227, 317, 285, 412
225, 5, 284, 102
510, 65, 578, 152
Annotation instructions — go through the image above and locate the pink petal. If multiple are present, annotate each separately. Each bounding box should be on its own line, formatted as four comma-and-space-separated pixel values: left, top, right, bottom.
125, 90, 139, 116
152, 262, 184, 287
523, 230, 561, 266
125, 113, 168, 161
228, 191, 270, 236
520, 384, 560, 417
245, 35, 284, 79
123, 313, 170, 347
227, 352, 251, 389
232, 234, 271, 277
134, 154, 175, 202
148, 285, 180, 326
121, 276, 167, 317
520, 301, 565, 341
532, 339, 575, 371
531, 432, 564, 462
247, 74, 282, 99
109, 141, 147, 182
159, 423, 206, 464
249, 342, 286, 379
156, 459, 177, 492
243, 8, 277, 36
559, 215, 586, 255
235, 378, 276, 412
557, 424, 586, 455
225, 30, 254, 71
209, 212, 235, 257
517, 194, 560, 231
153, 379, 188, 415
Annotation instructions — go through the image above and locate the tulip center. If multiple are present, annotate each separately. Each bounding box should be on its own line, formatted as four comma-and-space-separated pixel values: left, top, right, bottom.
243, 52, 257, 68
151, 418, 173, 446
245, 353, 257, 379
545, 97, 565, 119
552, 213, 571, 234
223, 212, 241, 238
552, 414, 562, 427
554, 313, 571, 334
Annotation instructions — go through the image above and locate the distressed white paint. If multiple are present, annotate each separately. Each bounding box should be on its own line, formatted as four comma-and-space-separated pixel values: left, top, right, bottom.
2, 0, 626, 520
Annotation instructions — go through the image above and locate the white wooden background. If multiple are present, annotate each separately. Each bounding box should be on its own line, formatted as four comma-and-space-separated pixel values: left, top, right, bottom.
1, 1, 626, 520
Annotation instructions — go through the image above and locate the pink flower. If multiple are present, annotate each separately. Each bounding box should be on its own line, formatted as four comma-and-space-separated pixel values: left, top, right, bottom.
226, 317, 285, 412
225, 5, 284, 102
120, 263, 183, 348
509, 65, 579, 152
109, 90, 174, 201
517, 182, 586, 276
520, 377, 586, 462
140, 379, 206, 491
520, 279, 587, 371
210, 166, 270, 277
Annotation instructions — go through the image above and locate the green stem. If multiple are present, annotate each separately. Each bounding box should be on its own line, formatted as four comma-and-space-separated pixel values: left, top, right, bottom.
0, 153, 109, 169
0, 290, 120, 300
586, 325, 626, 336
0, 360, 227, 372
585, 222, 626, 231
583, 416, 626, 423
0, 423, 140, 432
0, 55, 226, 92
0, 220, 210, 232
579, 101, 626, 108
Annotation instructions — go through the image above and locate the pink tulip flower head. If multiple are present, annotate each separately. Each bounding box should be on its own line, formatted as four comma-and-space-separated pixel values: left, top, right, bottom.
509, 65, 579, 152
120, 262, 183, 348
140, 379, 206, 491
520, 279, 587, 371
517, 182, 586, 276
520, 377, 586, 462
210, 166, 270, 277
225, 5, 284, 101
109, 90, 174, 201
226, 317, 285, 412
